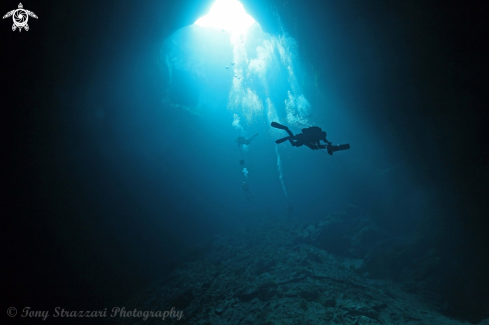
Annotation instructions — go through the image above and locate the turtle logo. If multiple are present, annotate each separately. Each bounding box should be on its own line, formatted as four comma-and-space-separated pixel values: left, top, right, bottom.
3, 3, 38, 32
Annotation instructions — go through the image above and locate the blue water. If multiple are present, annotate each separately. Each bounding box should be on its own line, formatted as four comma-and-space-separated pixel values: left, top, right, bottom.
56, 1, 440, 269
147, 10, 427, 240
12, 1, 482, 321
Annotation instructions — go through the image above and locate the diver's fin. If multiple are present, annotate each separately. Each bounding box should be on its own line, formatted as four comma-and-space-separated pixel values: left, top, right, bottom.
271, 122, 289, 130
275, 136, 290, 144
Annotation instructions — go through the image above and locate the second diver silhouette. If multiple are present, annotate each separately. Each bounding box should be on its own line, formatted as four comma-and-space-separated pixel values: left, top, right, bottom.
237, 133, 258, 165
236, 133, 258, 147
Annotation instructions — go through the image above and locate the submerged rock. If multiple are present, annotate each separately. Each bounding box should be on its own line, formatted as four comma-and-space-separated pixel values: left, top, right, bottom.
116, 209, 478, 325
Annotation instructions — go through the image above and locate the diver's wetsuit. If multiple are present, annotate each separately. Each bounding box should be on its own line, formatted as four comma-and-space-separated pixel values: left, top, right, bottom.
271, 122, 350, 155
272, 122, 331, 150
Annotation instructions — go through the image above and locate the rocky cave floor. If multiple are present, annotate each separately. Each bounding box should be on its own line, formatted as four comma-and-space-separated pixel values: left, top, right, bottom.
113, 206, 488, 324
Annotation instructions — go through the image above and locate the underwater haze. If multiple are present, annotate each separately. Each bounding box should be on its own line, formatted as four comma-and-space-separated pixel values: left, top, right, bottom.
3, 0, 489, 324
159, 3, 418, 234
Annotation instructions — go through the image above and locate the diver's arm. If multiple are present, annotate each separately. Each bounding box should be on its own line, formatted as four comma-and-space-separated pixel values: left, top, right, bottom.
322, 137, 332, 145
305, 143, 318, 150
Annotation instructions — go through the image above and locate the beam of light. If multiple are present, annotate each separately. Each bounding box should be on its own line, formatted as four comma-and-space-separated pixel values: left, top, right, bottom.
164, 5, 314, 204
276, 146, 288, 198
194, 0, 255, 35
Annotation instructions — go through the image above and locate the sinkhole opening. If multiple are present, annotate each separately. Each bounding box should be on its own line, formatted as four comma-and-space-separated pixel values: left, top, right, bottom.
194, 0, 256, 35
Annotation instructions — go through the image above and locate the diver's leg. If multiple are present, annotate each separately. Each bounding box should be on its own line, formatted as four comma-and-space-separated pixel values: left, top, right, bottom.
275, 136, 290, 144
288, 138, 301, 147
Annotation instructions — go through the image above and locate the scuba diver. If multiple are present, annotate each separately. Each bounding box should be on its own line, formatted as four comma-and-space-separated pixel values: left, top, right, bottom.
271, 122, 350, 155
236, 133, 258, 147
242, 181, 254, 200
